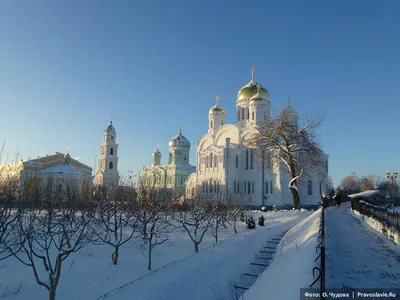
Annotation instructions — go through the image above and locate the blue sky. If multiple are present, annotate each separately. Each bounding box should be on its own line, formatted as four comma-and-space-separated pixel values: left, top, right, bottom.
0, 0, 399, 187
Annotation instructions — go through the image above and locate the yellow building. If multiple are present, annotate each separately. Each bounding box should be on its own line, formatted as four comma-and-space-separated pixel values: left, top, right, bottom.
0, 152, 93, 200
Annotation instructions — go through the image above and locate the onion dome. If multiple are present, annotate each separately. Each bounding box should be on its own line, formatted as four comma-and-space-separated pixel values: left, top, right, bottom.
209, 95, 226, 115
152, 145, 162, 157
169, 125, 191, 148
105, 120, 116, 134
250, 85, 268, 104
281, 97, 298, 125
237, 67, 269, 101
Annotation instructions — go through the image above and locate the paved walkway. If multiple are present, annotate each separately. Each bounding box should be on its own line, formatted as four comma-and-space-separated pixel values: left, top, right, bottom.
325, 202, 400, 290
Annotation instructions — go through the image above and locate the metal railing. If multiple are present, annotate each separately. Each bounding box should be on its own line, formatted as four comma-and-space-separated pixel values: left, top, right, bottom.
310, 206, 325, 300
351, 199, 400, 231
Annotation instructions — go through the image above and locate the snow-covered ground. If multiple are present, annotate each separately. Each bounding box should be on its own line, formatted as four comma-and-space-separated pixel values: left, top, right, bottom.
242, 209, 322, 300
325, 202, 400, 290
0, 210, 310, 300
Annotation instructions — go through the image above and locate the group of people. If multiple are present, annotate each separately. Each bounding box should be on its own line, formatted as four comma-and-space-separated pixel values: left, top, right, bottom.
321, 189, 342, 208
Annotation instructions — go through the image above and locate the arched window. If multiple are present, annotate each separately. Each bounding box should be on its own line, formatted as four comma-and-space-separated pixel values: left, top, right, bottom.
248, 181, 251, 195
265, 181, 269, 194
214, 155, 217, 168
184, 153, 187, 161
110, 148, 114, 155
308, 180, 313, 195
247, 109, 249, 119
270, 181, 273, 194
210, 120, 213, 129
251, 181, 254, 194
252, 111, 254, 120
246, 149, 249, 170
264, 112, 267, 120
210, 153, 213, 168
109, 162, 113, 169
244, 181, 247, 194
242, 108, 245, 120
237, 110, 240, 121
180, 177, 184, 185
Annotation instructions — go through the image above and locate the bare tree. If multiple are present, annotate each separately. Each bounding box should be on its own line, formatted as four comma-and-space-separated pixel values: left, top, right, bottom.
210, 200, 230, 243
91, 187, 137, 265
360, 175, 375, 191
173, 195, 214, 252
225, 195, 244, 235
246, 111, 325, 209
136, 187, 171, 270
339, 172, 361, 194
6, 186, 95, 300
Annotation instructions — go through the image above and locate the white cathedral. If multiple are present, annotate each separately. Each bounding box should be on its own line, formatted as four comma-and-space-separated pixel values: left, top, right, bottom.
185, 68, 329, 207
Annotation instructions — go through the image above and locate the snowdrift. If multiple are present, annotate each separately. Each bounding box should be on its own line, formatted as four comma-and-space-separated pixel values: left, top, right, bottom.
242, 209, 321, 300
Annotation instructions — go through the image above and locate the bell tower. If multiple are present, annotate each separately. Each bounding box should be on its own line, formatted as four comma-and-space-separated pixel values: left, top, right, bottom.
93, 121, 120, 190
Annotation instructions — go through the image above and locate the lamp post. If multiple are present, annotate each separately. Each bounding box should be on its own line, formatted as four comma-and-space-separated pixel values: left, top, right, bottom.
386, 171, 398, 207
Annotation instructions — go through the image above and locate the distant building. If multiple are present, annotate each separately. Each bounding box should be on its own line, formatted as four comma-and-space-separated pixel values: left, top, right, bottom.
139, 125, 196, 197
185, 68, 329, 206
93, 121, 120, 191
0, 152, 93, 200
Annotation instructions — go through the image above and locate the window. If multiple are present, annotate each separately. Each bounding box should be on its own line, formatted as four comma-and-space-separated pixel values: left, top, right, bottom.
270, 181, 273, 194
234, 181, 237, 194
210, 153, 213, 168
210, 179, 213, 193
180, 177, 184, 185
111, 136, 114, 140
264, 112, 267, 120
237, 110, 240, 121
237, 181, 240, 194
221, 121, 224, 125
184, 153, 187, 161
252, 111, 254, 120
235, 155, 239, 168
251, 181, 254, 194
248, 181, 251, 195
265, 181, 269, 194
250, 149, 254, 169
214, 155, 217, 168
245, 150, 249, 169
247, 109, 249, 119
242, 108, 244, 119
325, 160, 328, 173
319, 181, 322, 195
206, 156, 209, 168
244, 181, 247, 194
109, 162, 113, 169
210, 120, 213, 129
110, 148, 114, 155
308, 180, 312, 195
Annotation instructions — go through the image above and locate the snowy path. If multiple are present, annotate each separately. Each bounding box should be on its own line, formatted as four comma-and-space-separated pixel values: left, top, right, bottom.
102, 212, 308, 300
325, 202, 400, 289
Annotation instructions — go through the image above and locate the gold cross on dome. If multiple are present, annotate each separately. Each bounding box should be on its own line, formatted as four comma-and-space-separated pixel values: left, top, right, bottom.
179, 123, 182, 134
67, 145, 70, 153
288, 96, 291, 105
251, 66, 256, 80
216, 95, 220, 105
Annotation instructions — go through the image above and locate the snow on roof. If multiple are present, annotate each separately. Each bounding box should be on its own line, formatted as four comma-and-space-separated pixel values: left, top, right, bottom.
347, 190, 381, 199
41, 163, 84, 175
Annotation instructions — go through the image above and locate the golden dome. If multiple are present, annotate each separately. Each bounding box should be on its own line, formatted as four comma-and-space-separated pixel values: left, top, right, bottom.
209, 95, 226, 115
237, 67, 269, 101
250, 86, 268, 104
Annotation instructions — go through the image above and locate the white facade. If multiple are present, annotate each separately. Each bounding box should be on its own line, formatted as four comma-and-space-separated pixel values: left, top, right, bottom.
93, 121, 120, 190
186, 69, 329, 207
139, 126, 196, 196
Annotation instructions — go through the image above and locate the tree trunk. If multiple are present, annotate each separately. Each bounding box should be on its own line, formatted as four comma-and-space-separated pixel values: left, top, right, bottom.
112, 245, 119, 265
148, 239, 152, 271
49, 275, 56, 300
194, 241, 199, 252
233, 222, 237, 234
290, 187, 300, 210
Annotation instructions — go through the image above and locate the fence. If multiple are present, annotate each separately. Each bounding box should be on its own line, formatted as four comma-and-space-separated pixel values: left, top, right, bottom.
351, 199, 400, 231
309, 206, 325, 300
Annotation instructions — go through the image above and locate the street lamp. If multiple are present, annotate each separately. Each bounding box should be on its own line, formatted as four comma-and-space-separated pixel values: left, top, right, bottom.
386, 171, 398, 207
